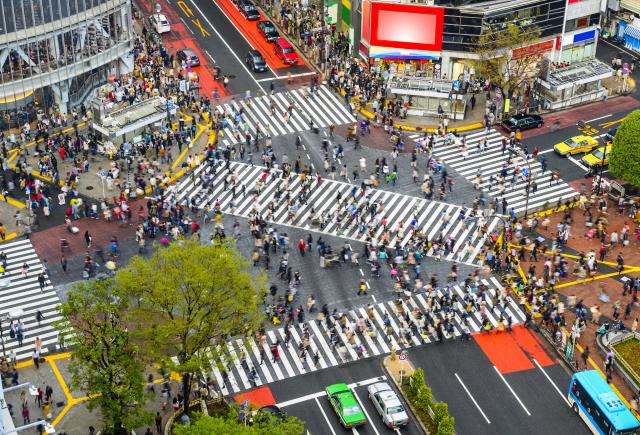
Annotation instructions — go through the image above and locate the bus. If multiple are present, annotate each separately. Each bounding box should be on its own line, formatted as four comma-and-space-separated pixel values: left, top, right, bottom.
568, 370, 640, 435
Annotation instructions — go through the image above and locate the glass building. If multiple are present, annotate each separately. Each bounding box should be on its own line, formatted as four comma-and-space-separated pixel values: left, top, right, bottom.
0, 0, 134, 130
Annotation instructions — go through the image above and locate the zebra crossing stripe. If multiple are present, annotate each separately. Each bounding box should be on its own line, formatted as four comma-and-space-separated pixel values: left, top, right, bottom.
410, 129, 577, 214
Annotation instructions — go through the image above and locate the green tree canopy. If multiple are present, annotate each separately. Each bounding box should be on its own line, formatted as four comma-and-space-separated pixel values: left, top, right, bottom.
609, 109, 640, 186
173, 412, 305, 435
473, 23, 542, 96
116, 239, 266, 413
56, 280, 151, 434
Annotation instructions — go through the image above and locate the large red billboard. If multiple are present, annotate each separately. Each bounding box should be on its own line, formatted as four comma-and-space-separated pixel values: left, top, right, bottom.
369, 3, 444, 52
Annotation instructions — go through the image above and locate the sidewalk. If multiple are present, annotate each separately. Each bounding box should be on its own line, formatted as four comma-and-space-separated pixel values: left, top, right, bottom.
515, 198, 640, 404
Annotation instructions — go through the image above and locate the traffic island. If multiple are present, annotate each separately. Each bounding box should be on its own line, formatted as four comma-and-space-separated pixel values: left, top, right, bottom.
382, 349, 455, 435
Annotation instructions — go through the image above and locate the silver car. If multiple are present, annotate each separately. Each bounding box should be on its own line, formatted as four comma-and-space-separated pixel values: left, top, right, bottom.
367, 382, 409, 428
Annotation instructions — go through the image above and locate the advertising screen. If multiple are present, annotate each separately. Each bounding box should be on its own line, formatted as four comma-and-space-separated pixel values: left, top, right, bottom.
370, 3, 444, 52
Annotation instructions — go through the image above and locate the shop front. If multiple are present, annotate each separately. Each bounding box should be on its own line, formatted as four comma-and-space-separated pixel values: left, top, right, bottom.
559, 27, 599, 63
359, 1, 445, 77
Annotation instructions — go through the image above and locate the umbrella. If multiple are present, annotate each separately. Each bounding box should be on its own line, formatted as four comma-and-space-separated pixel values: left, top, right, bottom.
105, 261, 117, 270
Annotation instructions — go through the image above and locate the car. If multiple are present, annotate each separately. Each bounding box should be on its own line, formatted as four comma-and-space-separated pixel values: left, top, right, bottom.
502, 113, 543, 132
582, 145, 612, 167
176, 48, 200, 67
325, 383, 367, 428
149, 14, 170, 34
245, 50, 267, 72
238, 0, 261, 20
367, 382, 410, 428
257, 20, 279, 42
553, 135, 599, 156
274, 37, 298, 65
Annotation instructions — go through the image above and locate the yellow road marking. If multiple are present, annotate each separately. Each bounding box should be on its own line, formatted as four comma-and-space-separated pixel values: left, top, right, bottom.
600, 118, 625, 129
0, 195, 26, 209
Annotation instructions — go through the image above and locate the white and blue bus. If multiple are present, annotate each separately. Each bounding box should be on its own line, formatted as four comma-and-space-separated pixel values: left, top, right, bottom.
569, 370, 640, 435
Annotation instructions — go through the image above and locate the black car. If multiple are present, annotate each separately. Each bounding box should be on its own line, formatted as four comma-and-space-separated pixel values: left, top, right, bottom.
502, 113, 543, 132
176, 48, 200, 66
245, 49, 267, 72
239, 0, 261, 20
257, 20, 279, 42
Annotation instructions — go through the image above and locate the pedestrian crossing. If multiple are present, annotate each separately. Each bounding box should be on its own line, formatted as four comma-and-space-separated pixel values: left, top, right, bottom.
170, 160, 501, 265
0, 238, 62, 360
214, 85, 356, 147
411, 129, 577, 214
206, 278, 525, 396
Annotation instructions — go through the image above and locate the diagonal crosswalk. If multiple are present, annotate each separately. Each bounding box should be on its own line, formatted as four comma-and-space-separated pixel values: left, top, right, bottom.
170, 160, 501, 265
206, 278, 525, 396
411, 129, 577, 214
0, 238, 62, 360
215, 85, 356, 147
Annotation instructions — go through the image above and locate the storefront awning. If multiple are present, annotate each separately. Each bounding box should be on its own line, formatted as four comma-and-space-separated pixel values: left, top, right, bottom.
624, 24, 640, 40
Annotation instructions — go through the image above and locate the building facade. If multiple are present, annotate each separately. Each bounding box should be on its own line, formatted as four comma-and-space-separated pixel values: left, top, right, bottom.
0, 0, 134, 129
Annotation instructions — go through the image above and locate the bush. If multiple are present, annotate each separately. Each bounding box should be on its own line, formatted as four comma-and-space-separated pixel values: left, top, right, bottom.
436, 415, 455, 435
413, 385, 433, 412
432, 402, 449, 428
609, 109, 640, 187
409, 369, 426, 397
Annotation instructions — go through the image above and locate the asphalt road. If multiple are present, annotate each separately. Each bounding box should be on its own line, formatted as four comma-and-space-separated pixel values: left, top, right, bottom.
269, 358, 422, 435
266, 335, 590, 435
407, 339, 590, 435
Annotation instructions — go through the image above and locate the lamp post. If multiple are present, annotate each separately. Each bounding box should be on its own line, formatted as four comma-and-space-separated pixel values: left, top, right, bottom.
0, 313, 8, 357
515, 148, 533, 218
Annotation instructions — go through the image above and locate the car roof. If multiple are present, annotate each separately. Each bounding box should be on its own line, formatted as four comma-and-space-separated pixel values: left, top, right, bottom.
259, 20, 274, 26
182, 48, 196, 55
153, 14, 167, 20
336, 391, 358, 407
276, 37, 292, 48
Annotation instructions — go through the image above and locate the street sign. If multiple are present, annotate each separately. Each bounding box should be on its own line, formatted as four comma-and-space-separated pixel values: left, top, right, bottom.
399, 352, 408, 361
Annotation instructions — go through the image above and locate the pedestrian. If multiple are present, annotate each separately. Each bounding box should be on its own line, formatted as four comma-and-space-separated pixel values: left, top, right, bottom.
581, 346, 590, 369
32, 349, 40, 369
37, 272, 46, 292
357, 278, 367, 295
271, 342, 280, 363
45, 385, 53, 403
35, 310, 44, 326
60, 255, 67, 273
22, 405, 30, 424
84, 230, 92, 248
297, 239, 306, 256
155, 412, 163, 433
307, 295, 316, 312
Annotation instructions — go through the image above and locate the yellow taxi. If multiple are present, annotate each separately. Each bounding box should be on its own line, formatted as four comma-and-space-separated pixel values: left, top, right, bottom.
581, 145, 612, 167
553, 135, 599, 156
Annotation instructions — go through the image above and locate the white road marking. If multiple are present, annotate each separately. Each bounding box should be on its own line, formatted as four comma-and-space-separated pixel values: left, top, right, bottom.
315, 396, 338, 435
205, 50, 216, 63
567, 156, 589, 172
587, 114, 612, 123
187, 0, 265, 91
277, 376, 385, 407
352, 389, 380, 435
455, 373, 491, 424
179, 17, 195, 34
538, 148, 556, 154
493, 366, 531, 416
277, 71, 317, 79
533, 359, 569, 405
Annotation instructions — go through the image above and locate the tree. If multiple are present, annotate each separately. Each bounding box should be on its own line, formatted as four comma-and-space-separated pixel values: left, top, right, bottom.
172, 412, 305, 435
609, 109, 640, 186
473, 23, 542, 101
432, 401, 449, 428
56, 280, 151, 434
117, 239, 266, 414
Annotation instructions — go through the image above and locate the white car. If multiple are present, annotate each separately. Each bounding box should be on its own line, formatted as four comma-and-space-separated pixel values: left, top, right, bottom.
149, 14, 171, 34
367, 382, 409, 428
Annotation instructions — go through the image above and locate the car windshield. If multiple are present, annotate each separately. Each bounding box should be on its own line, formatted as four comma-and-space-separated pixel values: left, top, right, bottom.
244, 5, 256, 11
264, 23, 275, 31
282, 47, 294, 54
254, 57, 265, 64
563, 139, 579, 147
386, 405, 405, 414
508, 117, 520, 124
343, 405, 362, 416
591, 150, 604, 159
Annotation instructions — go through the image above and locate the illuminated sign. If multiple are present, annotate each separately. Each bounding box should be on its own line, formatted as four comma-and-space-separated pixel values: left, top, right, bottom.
369, 3, 444, 52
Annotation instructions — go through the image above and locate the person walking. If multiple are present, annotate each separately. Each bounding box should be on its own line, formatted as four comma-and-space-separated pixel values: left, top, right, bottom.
35, 310, 45, 327
155, 412, 163, 433
37, 272, 46, 292
84, 230, 92, 248
357, 278, 367, 295
60, 255, 68, 274
32, 349, 40, 369
581, 346, 590, 369
271, 342, 280, 363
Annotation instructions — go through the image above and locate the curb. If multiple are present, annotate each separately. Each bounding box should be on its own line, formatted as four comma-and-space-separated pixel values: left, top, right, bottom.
380, 356, 430, 435
335, 87, 484, 133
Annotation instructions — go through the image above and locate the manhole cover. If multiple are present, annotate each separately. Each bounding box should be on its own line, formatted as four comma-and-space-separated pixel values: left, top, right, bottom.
86, 186, 94, 190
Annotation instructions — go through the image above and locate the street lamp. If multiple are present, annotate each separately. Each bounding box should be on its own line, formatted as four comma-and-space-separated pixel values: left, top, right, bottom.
0, 314, 7, 357
514, 147, 532, 218
596, 136, 610, 196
